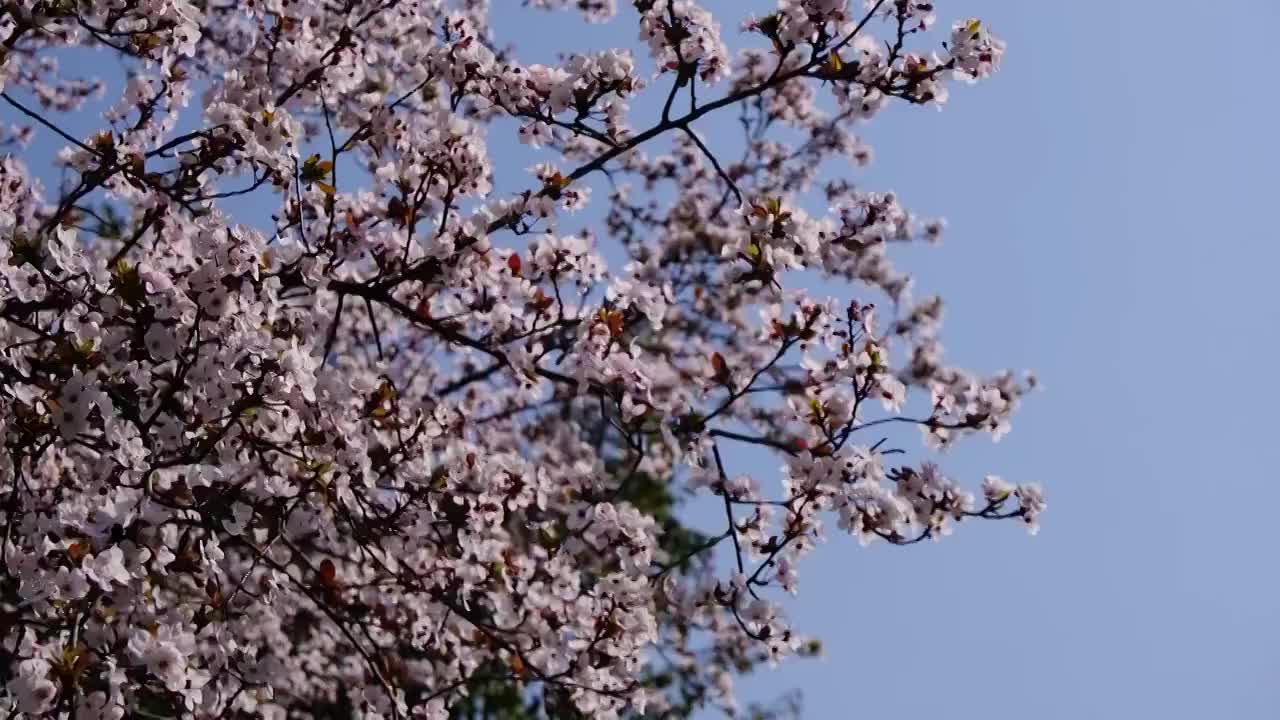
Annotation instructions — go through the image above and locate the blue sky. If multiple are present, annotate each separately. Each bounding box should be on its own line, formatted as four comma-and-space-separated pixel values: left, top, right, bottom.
491, 2, 1280, 717
506, 2, 1279, 717
10, 1, 1280, 718
696, 1, 1280, 717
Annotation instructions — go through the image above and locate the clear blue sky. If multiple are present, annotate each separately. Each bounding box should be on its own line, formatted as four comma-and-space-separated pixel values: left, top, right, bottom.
491, 2, 1280, 718
11, 2, 1279, 718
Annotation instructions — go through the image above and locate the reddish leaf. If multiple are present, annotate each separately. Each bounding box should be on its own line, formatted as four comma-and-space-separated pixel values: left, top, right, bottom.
319, 559, 337, 587
67, 541, 90, 563
530, 289, 554, 313
206, 577, 223, 605
507, 253, 522, 276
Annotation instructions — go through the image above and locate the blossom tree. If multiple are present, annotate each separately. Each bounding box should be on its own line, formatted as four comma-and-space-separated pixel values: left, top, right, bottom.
0, 0, 1044, 717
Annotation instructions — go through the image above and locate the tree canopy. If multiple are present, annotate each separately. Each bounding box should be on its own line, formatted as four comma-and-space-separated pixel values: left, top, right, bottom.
0, 1, 1042, 717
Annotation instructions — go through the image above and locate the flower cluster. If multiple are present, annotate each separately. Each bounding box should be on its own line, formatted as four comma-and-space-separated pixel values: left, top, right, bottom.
0, 1, 1037, 718
638, 0, 731, 84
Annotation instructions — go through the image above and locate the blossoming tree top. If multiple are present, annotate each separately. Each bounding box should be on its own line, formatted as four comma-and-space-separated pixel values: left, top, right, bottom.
0, 0, 1042, 717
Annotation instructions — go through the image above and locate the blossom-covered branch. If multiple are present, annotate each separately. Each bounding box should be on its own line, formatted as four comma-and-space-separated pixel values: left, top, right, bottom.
0, 1, 1038, 718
